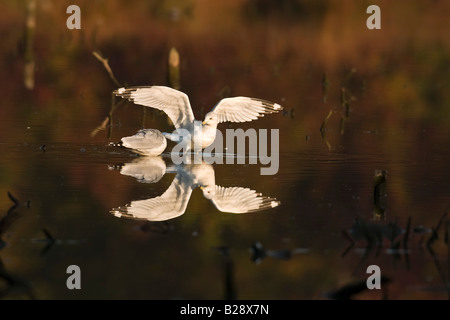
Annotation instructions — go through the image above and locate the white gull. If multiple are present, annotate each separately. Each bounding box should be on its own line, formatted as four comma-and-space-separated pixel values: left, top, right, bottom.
114, 86, 283, 155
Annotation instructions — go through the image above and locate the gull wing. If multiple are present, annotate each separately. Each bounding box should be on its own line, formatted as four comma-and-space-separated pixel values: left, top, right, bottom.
210, 97, 283, 123
114, 86, 195, 129
210, 185, 280, 214
110, 172, 193, 221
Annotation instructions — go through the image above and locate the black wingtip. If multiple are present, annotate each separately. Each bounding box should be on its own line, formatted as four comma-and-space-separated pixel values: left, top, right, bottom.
251, 98, 284, 113
113, 86, 154, 96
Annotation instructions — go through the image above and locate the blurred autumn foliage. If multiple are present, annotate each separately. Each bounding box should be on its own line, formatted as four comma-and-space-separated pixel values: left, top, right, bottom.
1, 0, 449, 141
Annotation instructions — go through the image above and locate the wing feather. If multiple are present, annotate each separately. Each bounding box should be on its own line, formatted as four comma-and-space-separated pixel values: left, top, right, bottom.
210, 185, 280, 214
114, 86, 195, 129
110, 173, 193, 221
210, 97, 283, 123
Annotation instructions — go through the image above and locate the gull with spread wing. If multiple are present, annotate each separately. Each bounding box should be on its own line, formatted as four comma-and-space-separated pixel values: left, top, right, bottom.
110, 158, 280, 221
114, 86, 283, 155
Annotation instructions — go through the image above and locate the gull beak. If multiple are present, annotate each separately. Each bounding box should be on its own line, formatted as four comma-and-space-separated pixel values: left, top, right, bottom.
199, 186, 205, 190
202, 120, 207, 125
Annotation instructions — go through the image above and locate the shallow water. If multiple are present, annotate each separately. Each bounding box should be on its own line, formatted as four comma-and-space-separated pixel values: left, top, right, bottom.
1, 1, 449, 300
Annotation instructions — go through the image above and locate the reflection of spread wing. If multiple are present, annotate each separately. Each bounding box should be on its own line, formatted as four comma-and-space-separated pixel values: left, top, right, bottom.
210, 186, 280, 214
210, 97, 283, 123
110, 173, 193, 221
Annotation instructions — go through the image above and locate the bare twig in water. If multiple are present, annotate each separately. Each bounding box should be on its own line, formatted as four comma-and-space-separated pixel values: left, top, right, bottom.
339, 87, 355, 135
7, 191, 19, 207
1, 192, 20, 231
90, 117, 110, 138
427, 211, 448, 248
425, 211, 449, 295
90, 95, 125, 138
320, 110, 333, 150
91, 51, 125, 138
339, 116, 347, 136
0, 192, 22, 249
92, 51, 122, 87
340, 87, 353, 118
320, 110, 333, 132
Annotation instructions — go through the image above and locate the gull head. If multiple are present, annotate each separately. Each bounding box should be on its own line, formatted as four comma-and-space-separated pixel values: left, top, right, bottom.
200, 185, 216, 199
202, 112, 218, 127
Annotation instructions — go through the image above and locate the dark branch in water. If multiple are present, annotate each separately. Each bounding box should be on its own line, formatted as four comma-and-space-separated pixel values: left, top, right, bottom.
427, 211, 448, 248
7, 192, 19, 207
0, 192, 21, 250
425, 211, 449, 294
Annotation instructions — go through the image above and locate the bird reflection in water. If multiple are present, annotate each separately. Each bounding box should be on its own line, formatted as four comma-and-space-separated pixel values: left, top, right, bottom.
110, 157, 280, 222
